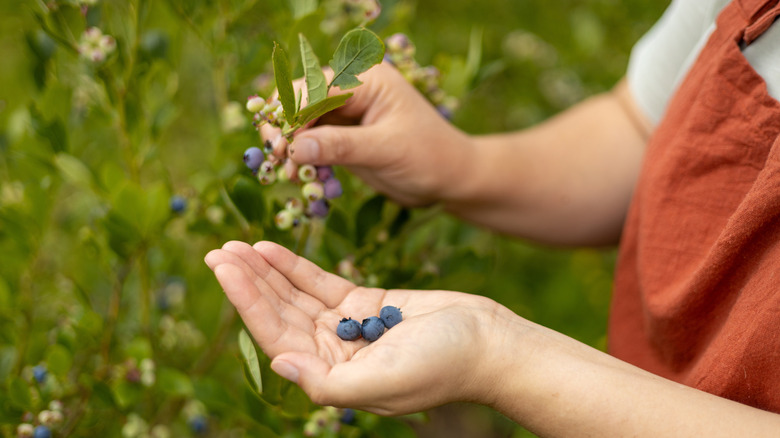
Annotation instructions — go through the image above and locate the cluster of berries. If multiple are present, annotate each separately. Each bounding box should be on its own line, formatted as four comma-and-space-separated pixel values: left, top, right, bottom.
384, 33, 459, 120
337, 306, 403, 342
246, 96, 284, 131
320, 0, 382, 34
243, 145, 343, 230
303, 406, 356, 437
116, 357, 156, 388
15, 400, 64, 438
77, 27, 116, 63
121, 413, 172, 438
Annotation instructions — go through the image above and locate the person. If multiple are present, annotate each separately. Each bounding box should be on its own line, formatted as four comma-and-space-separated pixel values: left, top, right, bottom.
204, 0, 780, 435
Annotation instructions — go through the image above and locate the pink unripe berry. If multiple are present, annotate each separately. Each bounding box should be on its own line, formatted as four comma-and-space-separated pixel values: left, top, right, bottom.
308, 199, 330, 218
246, 95, 264, 113
298, 164, 317, 183
317, 165, 334, 182
323, 177, 343, 199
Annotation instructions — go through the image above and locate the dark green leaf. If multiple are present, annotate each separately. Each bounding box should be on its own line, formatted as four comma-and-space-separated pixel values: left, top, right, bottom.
272, 42, 297, 122
45, 344, 73, 378
8, 377, 33, 410
356, 194, 386, 247
238, 329, 263, 394
294, 93, 352, 127
228, 176, 266, 224
157, 367, 194, 396
299, 33, 328, 106
329, 28, 385, 90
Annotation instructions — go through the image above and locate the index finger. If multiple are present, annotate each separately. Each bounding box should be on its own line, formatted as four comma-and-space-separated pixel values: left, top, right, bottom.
253, 241, 358, 309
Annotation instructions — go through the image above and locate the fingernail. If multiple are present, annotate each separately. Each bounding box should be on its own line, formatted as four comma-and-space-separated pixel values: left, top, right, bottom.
271, 360, 299, 383
291, 137, 320, 162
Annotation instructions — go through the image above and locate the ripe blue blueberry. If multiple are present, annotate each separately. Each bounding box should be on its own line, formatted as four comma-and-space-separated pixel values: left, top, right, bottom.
243, 146, 264, 170
340, 408, 356, 424
170, 195, 186, 213
33, 425, 51, 438
188, 415, 208, 435
323, 177, 343, 199
32, 365, 48, 384
361, 316, 385, 342
379, 306, 403, 329
336, 318, 362, 341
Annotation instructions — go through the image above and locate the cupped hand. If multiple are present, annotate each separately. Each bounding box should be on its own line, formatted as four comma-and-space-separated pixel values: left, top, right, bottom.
261, 62, 475, 207
204, 240, 515, 415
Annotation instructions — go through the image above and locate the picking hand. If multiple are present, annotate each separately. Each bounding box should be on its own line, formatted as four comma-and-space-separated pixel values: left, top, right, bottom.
261, 62, 475, 207
204, 240, 517, 415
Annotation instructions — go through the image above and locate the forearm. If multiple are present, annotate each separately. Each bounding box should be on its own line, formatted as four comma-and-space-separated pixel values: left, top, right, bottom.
482, 320, 780, 437
442, 80, 650, 246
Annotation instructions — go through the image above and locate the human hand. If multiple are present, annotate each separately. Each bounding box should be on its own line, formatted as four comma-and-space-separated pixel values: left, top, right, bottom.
204, 240, 519, 415
262, 62, 475, 207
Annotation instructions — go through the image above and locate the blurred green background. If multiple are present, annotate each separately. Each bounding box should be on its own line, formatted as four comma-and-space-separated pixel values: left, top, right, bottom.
0, 0, 669, 437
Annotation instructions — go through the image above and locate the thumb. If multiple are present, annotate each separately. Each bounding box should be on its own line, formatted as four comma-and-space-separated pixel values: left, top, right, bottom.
270, 352, 344, 406
289, 125, 389, 168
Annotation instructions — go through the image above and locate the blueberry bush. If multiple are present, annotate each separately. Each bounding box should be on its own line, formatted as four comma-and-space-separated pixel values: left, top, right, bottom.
0, 0, 667, 437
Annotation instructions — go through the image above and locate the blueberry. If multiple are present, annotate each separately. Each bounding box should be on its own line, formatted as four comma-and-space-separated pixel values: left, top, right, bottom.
32, 365, 48, 384
243, 146, 264, 170
336, 318, 362, 341
188, 415, 208, 435
361, 316, 385, 342
33, 425, 51, 438
340, 408, 356, 424
170, 195, 186, 213
323, 177, 343, 199
379, 306, 403, 329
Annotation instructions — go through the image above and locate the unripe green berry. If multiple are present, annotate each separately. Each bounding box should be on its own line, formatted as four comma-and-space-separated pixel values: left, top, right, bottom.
298, 164, 317, 182
275, 210, 295, 230
285, 198, 305, 216
302, 182, 325, 202
246, 95, 264, 113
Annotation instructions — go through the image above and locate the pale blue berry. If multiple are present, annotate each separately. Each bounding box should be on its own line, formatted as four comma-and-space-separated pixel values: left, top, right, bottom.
32, 365, 47, 384
33, 425, 51, 438
243, 147, 264, 170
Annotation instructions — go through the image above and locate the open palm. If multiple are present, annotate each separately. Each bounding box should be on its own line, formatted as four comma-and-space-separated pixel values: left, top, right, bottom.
204, 240, 509, 415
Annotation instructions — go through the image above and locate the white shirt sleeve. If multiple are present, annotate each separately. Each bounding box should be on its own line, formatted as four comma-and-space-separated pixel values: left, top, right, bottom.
626, 0, 730, 125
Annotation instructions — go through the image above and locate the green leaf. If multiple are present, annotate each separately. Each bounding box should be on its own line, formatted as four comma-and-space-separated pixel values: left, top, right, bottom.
157, 367, 194, 396
273, 42, 297, 122
356, 194, 386, 247
299, 33, 328, 106
289, 0, 317, 19
328, 28, 385, 90
8, 376, 33, 411
45, 344, 73, 378
239, 329, 263, 394
228, 176, 266, 224
54, 153, 95, 191
294, 93, 352, 127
